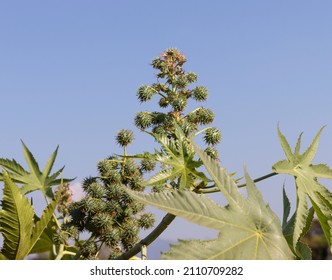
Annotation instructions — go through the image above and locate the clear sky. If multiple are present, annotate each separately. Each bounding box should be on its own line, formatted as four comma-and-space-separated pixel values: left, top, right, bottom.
1, 1, 332, 257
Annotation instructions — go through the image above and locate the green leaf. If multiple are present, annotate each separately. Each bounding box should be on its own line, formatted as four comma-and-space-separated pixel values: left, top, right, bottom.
21, 140, 42, 180
282, 185, 291, 228
0, 253, 7, 260
29, 189, 61, 255
273, 127, 332, 250
0, 141, 75, 198
125, 144, 294, 259
0, 158, 28, 176
0, 170, 60, 259
30, 228, 55, 254
282, 202, 314, 259
142, 124, 210, 190
42, 145, 59, 180
0, 169, 35, 259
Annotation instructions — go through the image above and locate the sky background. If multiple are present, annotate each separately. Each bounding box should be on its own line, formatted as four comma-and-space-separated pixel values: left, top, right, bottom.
1, 1, 332, 259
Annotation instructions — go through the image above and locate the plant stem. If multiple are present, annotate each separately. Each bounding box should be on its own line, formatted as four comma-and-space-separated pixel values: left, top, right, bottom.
199, 172, 278, 194
116, 213, 176, 260
237, 172, 278, 188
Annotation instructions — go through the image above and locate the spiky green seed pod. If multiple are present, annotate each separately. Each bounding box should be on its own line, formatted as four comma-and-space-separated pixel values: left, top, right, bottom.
107, 201, 122, 216
123, 206, 134, 216
192, 86, 208, 101
103, 170, 122, 184
103, 169, 122, 184
119, 192, 134, 205
80, 240, 98, 257
106, 183, 125, 200
204, 146, 219, 160
140, 157, 156, 172
122, 236, 140, 251
68, 202, 86, 229
131, 201, 145, 214
98, 159, 120, 178
116, 129, 134, 147
134, 111, 153, 130
151, 57, 161, 69
82, 176, 97, 192
172, 98, 187, 112
84, 181, 105, 199
91, 212, 113, 231
195, 107, 214, 124
97, 159, 109, 176
180, 121, 197, 136
128, 178, 144, 191
53, 231, 69, 245
175, 76, 188, 89
158, 97, 169, 108
151, 112, 166, 125
186, 72, 198, 83
123, 159, 140, 177
123, 220, 139, 239
137, 85, 155, 103
204, 127, 222, 145
138, 213, 155, 229
81, 196, 107, 214
102, 228, 121, 247
152, 125, 167, 136
106, 156, 119, 169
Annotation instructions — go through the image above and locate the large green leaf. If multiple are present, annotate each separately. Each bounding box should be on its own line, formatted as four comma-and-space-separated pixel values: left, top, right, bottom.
281, 187, 314, 259
0, 170, 60, 259
0, 141, 75, 198
272, 127, 332, 250
125, 144, 294, 259
141, 124, 210, 190
0, 169, 35, 259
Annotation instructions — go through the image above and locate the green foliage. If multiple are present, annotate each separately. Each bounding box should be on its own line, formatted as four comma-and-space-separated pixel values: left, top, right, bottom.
125, 143, 294, 259
281, 186, 314, 259
1, 48, 332, 260
58, 48, 224, 259
273, 127, 332, 253
0, 141, 74, 198
138, 124, 210, 191
0, 170, 60, 259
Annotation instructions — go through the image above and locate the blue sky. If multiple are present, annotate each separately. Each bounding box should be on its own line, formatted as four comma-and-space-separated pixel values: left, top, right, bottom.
1, 1, 332, 256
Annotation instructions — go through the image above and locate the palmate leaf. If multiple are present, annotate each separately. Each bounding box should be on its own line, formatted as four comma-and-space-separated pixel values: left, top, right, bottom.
0, 169, 34, 259
0, 170, 60, 259
125, 144, 294, 259
281, 187, 314, 259
142, 125, 210, 190
272, 127, 332, 250
0, 141, 75, 198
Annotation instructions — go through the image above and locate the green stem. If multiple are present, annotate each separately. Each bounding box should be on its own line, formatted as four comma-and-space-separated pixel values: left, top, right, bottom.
194, 127, 211, 137
141, 245, 147, 260
55, 244, 65, 260
237, 172, 278, 188
55, 244, 76, 260
199, 172, 278, 194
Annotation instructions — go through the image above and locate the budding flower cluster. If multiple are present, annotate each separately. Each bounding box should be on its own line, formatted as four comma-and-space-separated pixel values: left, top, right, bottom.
134, 48, 216, 145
